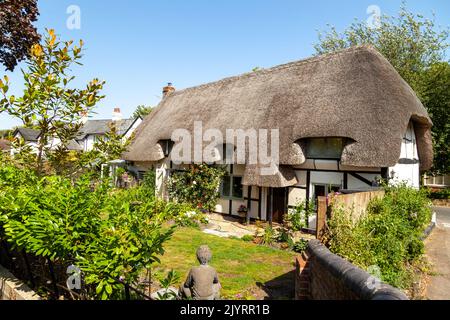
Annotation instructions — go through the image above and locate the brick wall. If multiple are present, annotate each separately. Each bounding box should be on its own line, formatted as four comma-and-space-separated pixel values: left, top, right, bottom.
295, 240, 408, 300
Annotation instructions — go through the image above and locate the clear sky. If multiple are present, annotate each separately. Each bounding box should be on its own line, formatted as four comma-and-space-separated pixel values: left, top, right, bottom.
0, 0, 449, 130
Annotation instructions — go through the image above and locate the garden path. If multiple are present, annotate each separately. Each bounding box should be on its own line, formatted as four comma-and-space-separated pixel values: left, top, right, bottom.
201, 213, 261, 238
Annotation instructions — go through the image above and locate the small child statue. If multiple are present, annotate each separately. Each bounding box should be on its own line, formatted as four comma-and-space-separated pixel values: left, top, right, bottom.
179, 245, 221, 300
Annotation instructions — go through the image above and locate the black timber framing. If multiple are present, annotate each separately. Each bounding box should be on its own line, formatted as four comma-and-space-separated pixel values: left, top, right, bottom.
246, 186, 252, 224
284, 187, 289, 217
290, 185, 307, 190
228, 164, 233, 215
258, 187, 262, 219
243, 186, 263, 220
294, 168, 382, 174
268, 187, 273, 226
243, 197, 260, 202
305, 171, 311, 208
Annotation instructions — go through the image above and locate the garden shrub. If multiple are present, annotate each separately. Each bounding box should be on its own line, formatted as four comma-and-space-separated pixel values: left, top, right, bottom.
426, 188, 450, 200
260, 226, 277, 246
167, 164, 226, 212
285, 200, 315, 231
241, 235, 254, 242
0, 164, 198, 300
324, 183, 432, 289
173, 208, 209, 228
290, 239, 309, 253
141, 169, 156, 198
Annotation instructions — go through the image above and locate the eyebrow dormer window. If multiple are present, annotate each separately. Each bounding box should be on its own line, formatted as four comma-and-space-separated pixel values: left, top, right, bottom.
305, 138, 345, 160
160, 140, 174, 157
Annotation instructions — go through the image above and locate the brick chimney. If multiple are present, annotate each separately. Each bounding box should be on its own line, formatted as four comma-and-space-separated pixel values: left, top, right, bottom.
112, 107, 123, 121
162, 82, 175, 98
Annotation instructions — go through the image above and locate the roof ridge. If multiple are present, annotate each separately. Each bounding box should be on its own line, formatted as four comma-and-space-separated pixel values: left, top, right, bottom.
165, 45, 377, 98
85, 118, 133, 122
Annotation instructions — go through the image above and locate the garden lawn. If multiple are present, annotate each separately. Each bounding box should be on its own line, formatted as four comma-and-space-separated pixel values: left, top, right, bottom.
154, 227, 296, 299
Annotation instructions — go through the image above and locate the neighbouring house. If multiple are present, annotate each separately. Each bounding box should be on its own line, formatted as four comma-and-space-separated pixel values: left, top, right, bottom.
10, 108, 142, 155
123, 45, 433, 227
11, 127, 41, 154
76, 108, 142, 152
12, 126, 83, 154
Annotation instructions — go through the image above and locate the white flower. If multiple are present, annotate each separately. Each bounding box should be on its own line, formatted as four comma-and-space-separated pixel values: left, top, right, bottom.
184, 211, 197, 218
193, 181, 197, 185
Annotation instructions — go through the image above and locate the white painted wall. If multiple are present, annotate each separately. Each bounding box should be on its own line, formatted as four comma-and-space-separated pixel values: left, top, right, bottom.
155, 158, 170, 200
82, 135, 97, 152
389, 122, 420, 189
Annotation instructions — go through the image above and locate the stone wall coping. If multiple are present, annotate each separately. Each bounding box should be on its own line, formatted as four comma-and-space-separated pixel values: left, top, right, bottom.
307, 240, 408, 300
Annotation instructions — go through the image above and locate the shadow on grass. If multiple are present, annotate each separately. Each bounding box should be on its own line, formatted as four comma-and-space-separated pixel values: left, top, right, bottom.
256, 269, 295, 300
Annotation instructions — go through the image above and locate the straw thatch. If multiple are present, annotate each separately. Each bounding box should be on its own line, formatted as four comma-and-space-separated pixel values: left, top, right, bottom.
124, 45, 432, 187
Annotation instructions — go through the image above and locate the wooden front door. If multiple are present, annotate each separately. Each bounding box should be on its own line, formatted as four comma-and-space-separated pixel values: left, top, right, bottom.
271, 188, 287, 224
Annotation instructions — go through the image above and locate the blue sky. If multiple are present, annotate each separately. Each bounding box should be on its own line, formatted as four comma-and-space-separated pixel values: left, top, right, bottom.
1, 0, 449, 130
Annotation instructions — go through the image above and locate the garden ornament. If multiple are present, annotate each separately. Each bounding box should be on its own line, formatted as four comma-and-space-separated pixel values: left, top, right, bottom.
179, 245, 221, 300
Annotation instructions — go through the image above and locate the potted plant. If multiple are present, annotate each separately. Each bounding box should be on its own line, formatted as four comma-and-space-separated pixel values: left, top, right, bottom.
237, 205, 248, 218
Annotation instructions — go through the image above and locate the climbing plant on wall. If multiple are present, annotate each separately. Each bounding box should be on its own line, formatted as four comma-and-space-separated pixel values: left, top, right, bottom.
167, 164, 226, 212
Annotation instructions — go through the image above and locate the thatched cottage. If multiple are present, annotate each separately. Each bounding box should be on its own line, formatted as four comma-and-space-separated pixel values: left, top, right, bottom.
123, 45, 432, 226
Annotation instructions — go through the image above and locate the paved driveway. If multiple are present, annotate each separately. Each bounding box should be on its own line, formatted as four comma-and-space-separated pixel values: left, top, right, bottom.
425, 206, 450, 300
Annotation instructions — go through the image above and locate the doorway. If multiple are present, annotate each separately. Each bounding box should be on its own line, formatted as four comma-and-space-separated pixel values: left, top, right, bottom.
271, 188, 287, 224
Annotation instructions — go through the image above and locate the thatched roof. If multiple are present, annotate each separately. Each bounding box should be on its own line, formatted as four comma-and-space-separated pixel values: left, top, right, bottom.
124, 45, 432, 187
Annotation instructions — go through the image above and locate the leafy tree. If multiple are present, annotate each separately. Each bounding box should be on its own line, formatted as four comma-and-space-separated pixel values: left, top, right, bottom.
314, 4, 449, 173
0, 129, 11, 138
0, 0, 40, 71
133, 105, 153, 119
419, 62, 450, 174
0, 29, 105, 175
93, 122, 131, 162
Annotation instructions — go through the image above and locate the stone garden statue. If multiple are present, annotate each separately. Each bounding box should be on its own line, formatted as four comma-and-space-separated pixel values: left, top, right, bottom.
179, 245, 221, 300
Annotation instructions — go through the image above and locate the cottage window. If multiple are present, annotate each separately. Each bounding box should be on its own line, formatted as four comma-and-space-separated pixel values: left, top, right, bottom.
305, 138, 345, 160
221, 175, 243, 199
160, 140, 174, 157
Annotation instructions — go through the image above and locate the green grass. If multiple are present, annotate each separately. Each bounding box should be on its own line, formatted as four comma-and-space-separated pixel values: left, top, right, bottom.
154, 227, 296, 299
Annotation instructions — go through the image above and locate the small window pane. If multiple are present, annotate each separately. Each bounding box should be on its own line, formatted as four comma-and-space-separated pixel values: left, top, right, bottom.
314, 185, 326, 199
232, 177, 243, 198
306, 138, 344, 159
329, 186, 341, 193
221, 175, 231, 197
